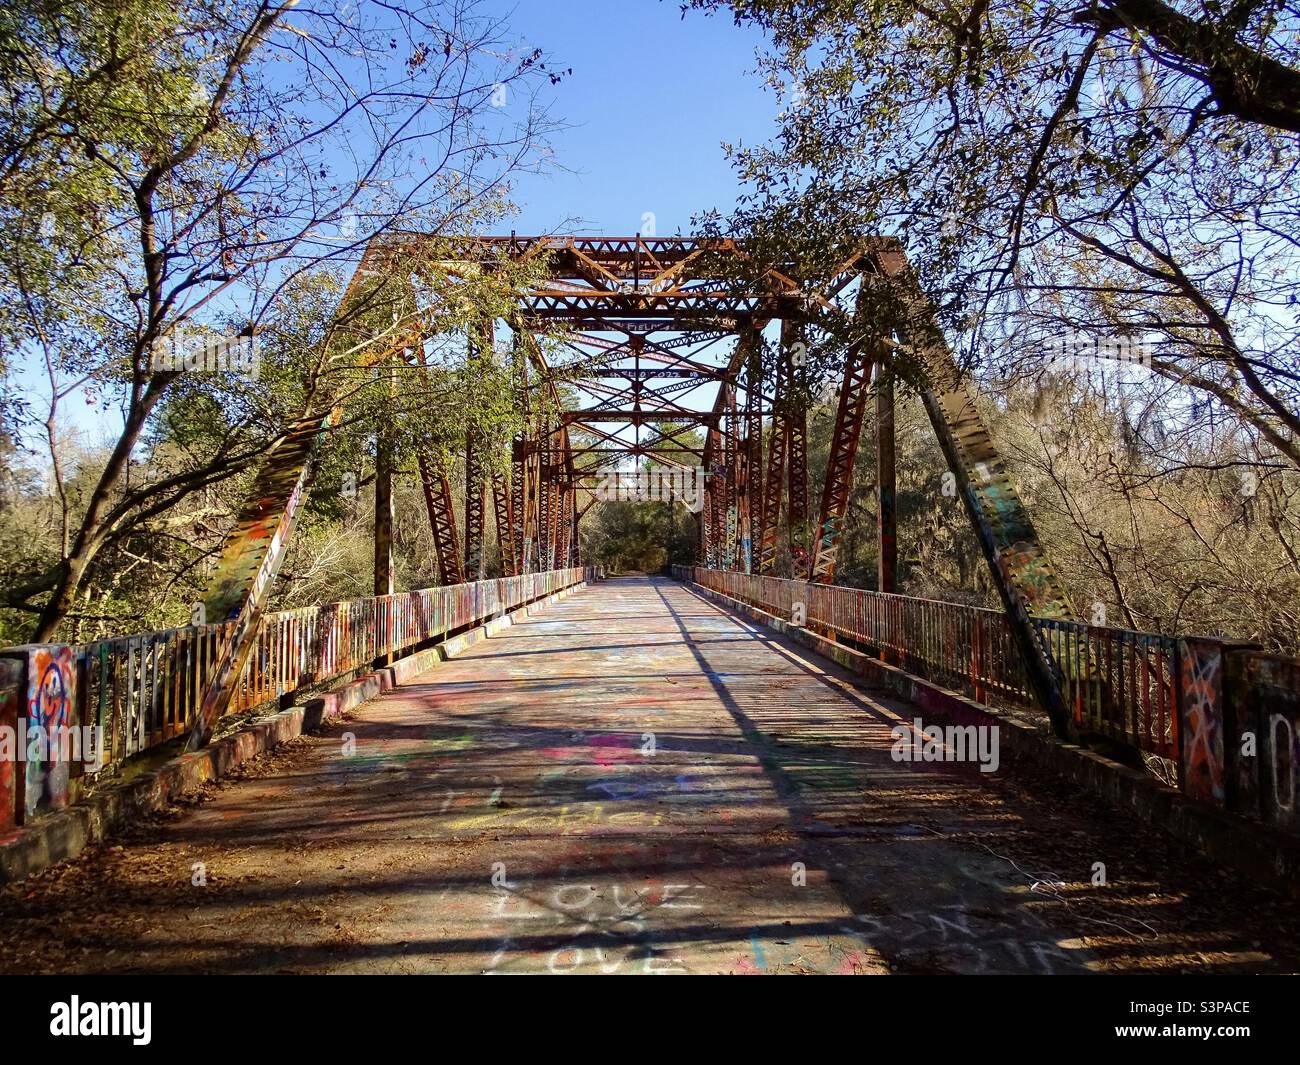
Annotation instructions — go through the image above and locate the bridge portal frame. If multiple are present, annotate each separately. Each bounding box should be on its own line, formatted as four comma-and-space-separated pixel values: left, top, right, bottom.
185, 233, 1077, 748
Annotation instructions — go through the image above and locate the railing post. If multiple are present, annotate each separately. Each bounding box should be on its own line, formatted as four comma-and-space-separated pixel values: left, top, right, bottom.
972, 615, 986, 702
0, 645, 78, 826
0, 654, 22, 830
1176, 637, 1260, 810
876, 363, 897, 594
1220, 645, 1295, 826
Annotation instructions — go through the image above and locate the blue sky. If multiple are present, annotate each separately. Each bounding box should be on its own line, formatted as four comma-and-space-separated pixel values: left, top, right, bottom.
478, 0, 779, 464
483, 0, 776, 234
16, 0, 778, 450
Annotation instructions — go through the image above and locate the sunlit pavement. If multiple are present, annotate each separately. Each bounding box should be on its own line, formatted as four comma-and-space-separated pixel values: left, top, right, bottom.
4, 577, 1294, 975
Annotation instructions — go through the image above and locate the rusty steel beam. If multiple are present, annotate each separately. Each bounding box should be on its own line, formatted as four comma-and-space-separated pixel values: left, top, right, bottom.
723, 385, 739, 570
556, 483, 575, 568
374, 440, 394, 598
736, 428, 754, 575
810, 288, 878, 585
756, 347, 791, 576
521, 432, 540, 573
743, 338, 763, 575
463, 320, 494, 581
872, 241, 1074, 736
571, 488, 583, 566
700, 418, 722, 567
783, 321, 810, 572
464, 436, 486, 581
710, 467, 727, 569
564, 410, 711, 424
186, 411, 332, 749
510, 443, 526, 574
419, 458, 464, 586
511, 333, 531, 575
695, 329, 764, 570
492, 471, 516, 577
538, 429, 553, 569
787, 406, 808, 572
374, 359, 396, 600
876, 364, 898, 594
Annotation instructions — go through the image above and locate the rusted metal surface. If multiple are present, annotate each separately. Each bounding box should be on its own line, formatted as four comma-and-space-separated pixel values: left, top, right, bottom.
742, 337, 763, 574
464, 434, 486, 581
374, 435, 395, 600
419, 459, 464, 586
810, 312, 878, 584
756, 346, 790, 576
492, 472, 516, 578
510, 442, 527, 574
781, 320, 809, 573
188, 412, 333, 748
875, 366, 897, 594
722, 385, 739, 570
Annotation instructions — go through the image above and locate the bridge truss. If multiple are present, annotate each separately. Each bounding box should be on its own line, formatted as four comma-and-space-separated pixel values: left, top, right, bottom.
186, 234, 1079, 746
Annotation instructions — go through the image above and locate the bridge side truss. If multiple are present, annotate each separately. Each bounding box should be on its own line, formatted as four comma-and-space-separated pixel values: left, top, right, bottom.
186, 234, 1077, 748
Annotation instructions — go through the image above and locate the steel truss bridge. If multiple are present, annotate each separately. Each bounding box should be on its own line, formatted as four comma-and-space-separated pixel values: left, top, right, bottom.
90, 235, 1123, 747
5, 232, 1284, 780
3, 235, 1298, 921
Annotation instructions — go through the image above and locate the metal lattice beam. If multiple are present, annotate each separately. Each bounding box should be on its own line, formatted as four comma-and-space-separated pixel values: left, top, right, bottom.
189, 232, 1079, 748
810, 287, 879, 585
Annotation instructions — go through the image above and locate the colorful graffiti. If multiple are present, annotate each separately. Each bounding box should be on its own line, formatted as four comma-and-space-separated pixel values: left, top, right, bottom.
0, 656, 21, 832
1179, 638, 1226, 806
25, 645, 77, 817
1236, 652, 1300, 831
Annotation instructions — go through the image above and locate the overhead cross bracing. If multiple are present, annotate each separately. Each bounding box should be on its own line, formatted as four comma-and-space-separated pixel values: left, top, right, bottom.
182, 232, 1081, 748
425, 236, 845, 490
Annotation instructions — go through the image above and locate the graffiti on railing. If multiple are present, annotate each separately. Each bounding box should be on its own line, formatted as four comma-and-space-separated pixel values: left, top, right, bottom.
0, 658, 20, 833
25, 646, 76, 818
1180, 638, 1229, 805
0, 568, 595, 829
672, 565, 1300, 832
1229, 651, 1300, 831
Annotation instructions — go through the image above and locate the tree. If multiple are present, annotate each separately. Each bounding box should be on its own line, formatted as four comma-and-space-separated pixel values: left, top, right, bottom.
687, 0, 1300, 471
0, 0, 562, 639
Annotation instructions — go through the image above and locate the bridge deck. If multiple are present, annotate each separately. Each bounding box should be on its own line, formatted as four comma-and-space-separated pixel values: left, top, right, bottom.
1, 577, 1296, 974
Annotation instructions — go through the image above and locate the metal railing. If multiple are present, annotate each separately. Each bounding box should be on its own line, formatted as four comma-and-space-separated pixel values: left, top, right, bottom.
34, 568, 593, 778
675, 566, 1179, 761
1036, 617, 1178, 760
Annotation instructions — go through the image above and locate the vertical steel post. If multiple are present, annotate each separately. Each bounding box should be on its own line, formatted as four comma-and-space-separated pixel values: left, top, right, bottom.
373, 357, 396, 600
464, 319, 492, 580
876, 361, 897, 594
785, 319, 809, 574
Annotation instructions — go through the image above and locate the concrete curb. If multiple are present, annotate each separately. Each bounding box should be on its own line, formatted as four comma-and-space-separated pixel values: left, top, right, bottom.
0, 580, 590, 884
683, 579, 1300, 902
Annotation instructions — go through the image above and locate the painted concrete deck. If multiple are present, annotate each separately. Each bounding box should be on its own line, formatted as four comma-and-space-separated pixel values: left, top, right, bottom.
2, 576, 1296, 975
